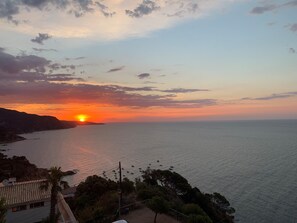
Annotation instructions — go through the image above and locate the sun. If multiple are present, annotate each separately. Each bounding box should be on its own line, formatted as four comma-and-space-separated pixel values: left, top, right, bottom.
76, 114, 88, 123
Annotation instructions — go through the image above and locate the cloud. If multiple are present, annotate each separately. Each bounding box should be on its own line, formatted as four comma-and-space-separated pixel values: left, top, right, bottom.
31, 33, 52, 44
250, 5, 276, 14
48, 63, 76, 71
167, 2, 200, 17
0, 0, 114, 23
283, 0, 297, 7
0, 81, 217, 108
0, 48, 83, 82
113, 85, 154, 92
290, 23, 297, 32
65, 56, 85, 60
137, 73, 150, 79
161, 88, 209, 93
0, 0, 19, 24
126, 0, 160, 18
0, 48, 216, 108
95, 1, 115, 17
32, 48, 58, 52
0, 48, 50, 73
242, 92, 297, 101
289, 47, 296, 53
107, 66, 125, 73
250, 1, 297, 14
0, 0, 236, 40
143, 81, 159, 84
69, 0, 95, 18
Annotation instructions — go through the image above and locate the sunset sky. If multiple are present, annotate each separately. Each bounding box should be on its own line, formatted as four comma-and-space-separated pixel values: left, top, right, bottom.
0, 0, 296, 122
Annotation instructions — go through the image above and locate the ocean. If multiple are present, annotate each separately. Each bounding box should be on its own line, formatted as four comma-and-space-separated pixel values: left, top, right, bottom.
3, 120, 297, 223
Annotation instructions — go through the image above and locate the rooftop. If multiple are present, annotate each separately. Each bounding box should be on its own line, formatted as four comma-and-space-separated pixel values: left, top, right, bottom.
0, 179, 51, 207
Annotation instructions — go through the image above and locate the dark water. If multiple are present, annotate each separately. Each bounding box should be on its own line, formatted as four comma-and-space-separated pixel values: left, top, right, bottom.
3, 120, 297, 223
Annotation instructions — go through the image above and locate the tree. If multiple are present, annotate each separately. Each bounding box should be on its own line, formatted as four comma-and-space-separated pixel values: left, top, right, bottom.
75, 175, 117, 209
142, 169, 192, 196
182, 203, 205, 216
187, 214, 212, 223
147, 196, 169, 223
0, 198, 6, 223
40, 167, 69, 223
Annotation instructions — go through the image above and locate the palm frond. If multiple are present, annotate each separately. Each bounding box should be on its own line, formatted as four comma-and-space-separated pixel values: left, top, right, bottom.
60, 180, 70, 189
40, 181, 50, 191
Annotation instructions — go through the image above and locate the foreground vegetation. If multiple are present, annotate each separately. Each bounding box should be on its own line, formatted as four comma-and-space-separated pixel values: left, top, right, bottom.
69, 168, 235, 223
0, 152, 48, 182
0, 198, 6, 223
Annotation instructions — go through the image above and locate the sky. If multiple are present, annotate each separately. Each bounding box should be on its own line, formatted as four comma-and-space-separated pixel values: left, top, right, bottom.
0, 0, 296, 122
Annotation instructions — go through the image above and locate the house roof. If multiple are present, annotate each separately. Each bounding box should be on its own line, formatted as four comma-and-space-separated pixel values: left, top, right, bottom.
0, 179, 51, 207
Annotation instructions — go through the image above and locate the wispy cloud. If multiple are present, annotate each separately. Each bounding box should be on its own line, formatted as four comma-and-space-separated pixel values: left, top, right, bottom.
0, 48, 217, 108
0, 81, 217, 108
290, 23, 297, 32
0, 0, 20, 24
242, 92, 297, 101
32, 48, 58, 52
0, 0, 111, 23
65, 57, 85, 61
31, 33, 52, 45
250, 0, 297, 14
250, 5, 276, 14
95, 1, 115, 17
126, 0, 160, 18
0, 0, 237, 40
161, 88, 209, 93
0, 47, 83, 82
107, 66, 125, 73
137, 73, 150, 79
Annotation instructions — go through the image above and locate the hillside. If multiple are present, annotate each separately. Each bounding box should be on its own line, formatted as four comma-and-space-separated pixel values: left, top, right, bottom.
0, 108, 76, 143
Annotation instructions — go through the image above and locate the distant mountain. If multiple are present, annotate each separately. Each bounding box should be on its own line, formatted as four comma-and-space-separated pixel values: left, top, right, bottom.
0, 108, 76, 143
76, 121, 105, 126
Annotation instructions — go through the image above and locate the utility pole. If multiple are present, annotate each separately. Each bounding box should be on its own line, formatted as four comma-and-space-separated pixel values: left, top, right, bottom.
118, 161, 122, 219
119, 161, 122, 201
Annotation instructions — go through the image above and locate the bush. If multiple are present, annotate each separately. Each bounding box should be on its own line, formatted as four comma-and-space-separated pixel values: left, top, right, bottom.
182, 203, 205, 216
121, 178, 135, 194
187, 214, 212, 223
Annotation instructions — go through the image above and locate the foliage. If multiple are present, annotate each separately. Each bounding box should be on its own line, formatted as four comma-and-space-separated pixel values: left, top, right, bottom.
188, 189, 234, 223
0, 198, 6, 223
97, 191, 118, 215
40, 166, 69, 223
0, 153, 48, 182
136, 183, 166, 200
121, 177, 135, 194
73, 175, 120, 222
75, 175, 117, 209
187, 214, 212, 223
75, 205, 105, 223
72, 168, 235, 223
141, 169, 235, 223
182, 203, 205, 216
142, 169, 192, 196
147, 196, 169, 223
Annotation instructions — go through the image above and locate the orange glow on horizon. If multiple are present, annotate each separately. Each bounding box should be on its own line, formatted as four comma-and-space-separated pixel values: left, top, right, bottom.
76, 114, 89, 122
4, 97, 297, 123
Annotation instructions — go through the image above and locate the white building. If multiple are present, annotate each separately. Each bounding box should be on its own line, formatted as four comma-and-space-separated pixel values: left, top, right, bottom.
0, 179, 51, 223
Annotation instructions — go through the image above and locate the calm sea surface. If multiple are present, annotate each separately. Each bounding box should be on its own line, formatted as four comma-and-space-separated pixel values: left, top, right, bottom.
3, 120, 297, 223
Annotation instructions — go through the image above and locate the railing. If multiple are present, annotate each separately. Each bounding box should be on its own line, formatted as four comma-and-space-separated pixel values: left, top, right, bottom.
57, 192, 78, 223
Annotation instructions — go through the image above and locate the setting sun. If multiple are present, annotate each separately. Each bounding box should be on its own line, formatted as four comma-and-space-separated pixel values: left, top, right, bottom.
76, 114, 88, 122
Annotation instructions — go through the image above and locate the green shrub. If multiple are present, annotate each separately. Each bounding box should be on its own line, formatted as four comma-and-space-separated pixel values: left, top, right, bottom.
182, 203, 205, 216
187, 214, 212, 223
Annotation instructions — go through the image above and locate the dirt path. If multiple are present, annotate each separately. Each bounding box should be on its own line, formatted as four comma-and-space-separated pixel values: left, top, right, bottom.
122, 207, 180, 223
